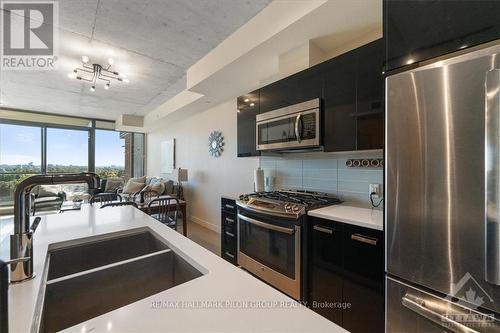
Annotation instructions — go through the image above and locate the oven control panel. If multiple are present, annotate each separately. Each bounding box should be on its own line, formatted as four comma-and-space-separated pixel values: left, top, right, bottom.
237, 195, 306, 217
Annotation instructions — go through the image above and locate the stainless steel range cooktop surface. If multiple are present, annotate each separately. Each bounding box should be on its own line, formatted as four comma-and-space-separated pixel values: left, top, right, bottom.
237, 190, 341, 218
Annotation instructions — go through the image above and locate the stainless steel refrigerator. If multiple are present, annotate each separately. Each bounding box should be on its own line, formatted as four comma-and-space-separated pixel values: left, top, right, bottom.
386, 41, 500, 332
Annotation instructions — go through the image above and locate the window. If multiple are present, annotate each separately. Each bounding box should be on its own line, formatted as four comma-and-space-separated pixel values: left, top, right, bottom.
0, 124, 42, 204
0, 111, 146, 207
95, 130, 125, 178
46, 128, 89, 173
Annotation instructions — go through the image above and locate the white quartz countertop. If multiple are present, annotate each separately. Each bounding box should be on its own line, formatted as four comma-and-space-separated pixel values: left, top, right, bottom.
9, 205, 345, 333
308, 205, 383, 231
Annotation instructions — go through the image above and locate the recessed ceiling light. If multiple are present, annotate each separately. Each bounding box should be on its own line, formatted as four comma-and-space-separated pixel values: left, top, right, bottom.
244, 98, 249, 102
250, 103, 255, 107
82, 55, 89, 63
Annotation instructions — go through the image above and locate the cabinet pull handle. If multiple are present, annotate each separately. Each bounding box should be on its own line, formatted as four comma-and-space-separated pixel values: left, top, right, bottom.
313, 225, 334, 234
225, 217, 234, 223
225, 252, 235, 259
225, 204, 235, 210
225, 231, 235, 238
351, 233, 378, 246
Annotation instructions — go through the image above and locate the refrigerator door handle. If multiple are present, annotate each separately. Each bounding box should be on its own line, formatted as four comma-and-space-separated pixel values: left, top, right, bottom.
402, 293, 481, 333
485, 69, 500, 286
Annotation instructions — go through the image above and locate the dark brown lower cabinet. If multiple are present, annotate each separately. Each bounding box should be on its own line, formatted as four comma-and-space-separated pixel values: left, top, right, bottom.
309, 217, 384, 333
221, 197, 238, 265
310, 220, 344, 325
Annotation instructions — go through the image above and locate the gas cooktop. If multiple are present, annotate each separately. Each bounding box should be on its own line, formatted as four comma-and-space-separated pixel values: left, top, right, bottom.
237, 190, 341, 218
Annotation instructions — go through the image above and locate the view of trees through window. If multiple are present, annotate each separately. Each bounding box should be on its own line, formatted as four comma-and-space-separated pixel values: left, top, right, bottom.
95, 130, 126, 178
0, 122, 143, 205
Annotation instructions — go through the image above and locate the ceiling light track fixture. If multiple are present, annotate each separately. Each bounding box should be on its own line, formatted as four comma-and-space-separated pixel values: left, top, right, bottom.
68, 56, 129, 92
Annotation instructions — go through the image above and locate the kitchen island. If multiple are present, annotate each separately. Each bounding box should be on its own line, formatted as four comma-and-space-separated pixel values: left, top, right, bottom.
8, 205, 345, 333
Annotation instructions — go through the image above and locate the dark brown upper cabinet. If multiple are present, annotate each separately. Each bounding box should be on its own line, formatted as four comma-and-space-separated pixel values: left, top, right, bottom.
322, 39, 384, 152
236, 38, 385, 156
237, 91, 260, 157
355, 39, 384, 150
259, 67, 323, 114
384, 0, 500, 72
322, 49, 357, 152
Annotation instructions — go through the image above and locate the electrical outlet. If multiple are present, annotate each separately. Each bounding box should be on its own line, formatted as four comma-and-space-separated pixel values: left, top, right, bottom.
369, 183, 380, 198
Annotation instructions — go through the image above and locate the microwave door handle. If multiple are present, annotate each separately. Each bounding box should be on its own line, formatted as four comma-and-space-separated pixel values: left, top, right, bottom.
295, 113, 302, 143
485, 69, 500, 285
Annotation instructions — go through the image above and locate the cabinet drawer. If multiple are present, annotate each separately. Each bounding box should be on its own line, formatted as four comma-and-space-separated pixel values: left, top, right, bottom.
222, 248, 237, 264
222, 234, 237, 265
222, 211, 236, 226
221, 198, 237, 213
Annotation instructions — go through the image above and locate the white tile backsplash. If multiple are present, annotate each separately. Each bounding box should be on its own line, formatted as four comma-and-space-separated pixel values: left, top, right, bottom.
260, 151, 383, 208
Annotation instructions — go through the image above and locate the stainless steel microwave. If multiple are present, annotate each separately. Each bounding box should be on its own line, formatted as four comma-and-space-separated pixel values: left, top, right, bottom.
256, 98, 321, 151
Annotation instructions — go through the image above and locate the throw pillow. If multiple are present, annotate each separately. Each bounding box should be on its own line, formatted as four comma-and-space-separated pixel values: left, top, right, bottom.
150, 182, 165, 195
129, 176, 146, 184
162, 180, 174, 195
122, 181, 145, 194
105, 177, 124, 192
37, 185, 60, 197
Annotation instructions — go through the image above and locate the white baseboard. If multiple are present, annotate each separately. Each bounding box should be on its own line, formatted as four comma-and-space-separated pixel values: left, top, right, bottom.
189, 215, 221, 234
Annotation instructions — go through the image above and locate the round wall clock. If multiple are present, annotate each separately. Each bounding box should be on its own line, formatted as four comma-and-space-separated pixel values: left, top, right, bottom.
208, 130, 224, 157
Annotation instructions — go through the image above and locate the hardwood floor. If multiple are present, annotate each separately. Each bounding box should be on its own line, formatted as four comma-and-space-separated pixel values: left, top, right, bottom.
179, 221, 220, 256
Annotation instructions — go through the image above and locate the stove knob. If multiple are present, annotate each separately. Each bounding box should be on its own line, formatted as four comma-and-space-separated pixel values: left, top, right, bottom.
292, 205, 300, 212
239, 195, 244, 200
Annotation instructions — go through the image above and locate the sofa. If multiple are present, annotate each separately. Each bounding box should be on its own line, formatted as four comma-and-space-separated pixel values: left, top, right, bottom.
97, 176, 178, 200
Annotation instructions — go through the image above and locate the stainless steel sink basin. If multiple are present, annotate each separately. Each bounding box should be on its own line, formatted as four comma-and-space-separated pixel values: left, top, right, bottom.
47, 230, 169, 280
37, 230, 203, 333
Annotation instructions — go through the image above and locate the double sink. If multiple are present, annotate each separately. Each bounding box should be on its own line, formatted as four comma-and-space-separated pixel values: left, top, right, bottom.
36, 229, 203, 332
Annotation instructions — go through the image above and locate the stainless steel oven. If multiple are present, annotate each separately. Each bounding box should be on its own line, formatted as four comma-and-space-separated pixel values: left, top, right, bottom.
256, 98, 321, 151
237, 208, 301, 300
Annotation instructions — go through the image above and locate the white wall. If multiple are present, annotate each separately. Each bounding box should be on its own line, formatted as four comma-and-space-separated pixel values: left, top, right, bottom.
147, 99, 258, 232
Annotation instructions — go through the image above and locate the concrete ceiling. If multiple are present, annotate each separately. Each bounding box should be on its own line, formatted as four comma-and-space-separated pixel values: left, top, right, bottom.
0, 0, 271, 120
145, 0, 382, 130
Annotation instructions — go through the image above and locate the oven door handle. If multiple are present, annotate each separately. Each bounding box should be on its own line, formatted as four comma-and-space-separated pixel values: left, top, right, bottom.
238, 214, 295, 235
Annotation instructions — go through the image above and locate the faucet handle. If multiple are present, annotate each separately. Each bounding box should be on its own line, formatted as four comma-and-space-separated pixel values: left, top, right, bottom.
30, 217, 41, 233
